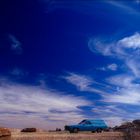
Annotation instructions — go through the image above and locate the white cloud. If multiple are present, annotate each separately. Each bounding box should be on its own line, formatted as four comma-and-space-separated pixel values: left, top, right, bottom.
91, 105, 135, 127
115, 33, 140, 58
87, 33, 140, 106
117, 33, 140, 77
88, 33, 140, 57
100, 63, 118, 71
0, 113, 85, 130
107, 74, 134, 88
118, 33, 140, 49
92, 103, 140, 127
104, 73, 140, 105
8, 34, 22, 54
63, 73, 107, 95
107, 63, 118, 71
92, 105, 126, 117
64, 72, 93, 91
126, 59, 140, 77
103, 88, 140, 105
88, 38, 113, 56
88, 33, 140, 105
0, 78, 91, 129
88, 33, 140, 77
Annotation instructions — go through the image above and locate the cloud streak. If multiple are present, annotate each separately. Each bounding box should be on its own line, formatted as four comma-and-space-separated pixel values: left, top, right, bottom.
8, 34, 22, 54
99, 63, 118, 71
63, 72, 107, 95
107, 1, 140, 15
88, 32, 140, 107
88, 33, 140, 77
92, 104, 140, 126
103, 88, 140, 105
88, 33, 140, 58
0, 78, 91, 129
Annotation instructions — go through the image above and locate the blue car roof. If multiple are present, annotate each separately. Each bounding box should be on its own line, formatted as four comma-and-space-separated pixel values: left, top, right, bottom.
85, 119, 106, 123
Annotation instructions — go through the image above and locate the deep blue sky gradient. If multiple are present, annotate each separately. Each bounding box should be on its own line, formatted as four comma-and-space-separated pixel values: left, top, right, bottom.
0, 0, 140, 129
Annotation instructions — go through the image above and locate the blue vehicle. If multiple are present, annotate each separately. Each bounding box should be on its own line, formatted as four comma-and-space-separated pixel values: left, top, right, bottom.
65, 119, 108, 133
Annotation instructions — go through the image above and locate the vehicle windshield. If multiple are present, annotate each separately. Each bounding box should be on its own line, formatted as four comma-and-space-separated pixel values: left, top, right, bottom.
79, 120, 86, 124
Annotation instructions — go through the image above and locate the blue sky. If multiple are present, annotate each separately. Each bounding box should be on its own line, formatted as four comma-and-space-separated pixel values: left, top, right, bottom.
0, 0, 140, 129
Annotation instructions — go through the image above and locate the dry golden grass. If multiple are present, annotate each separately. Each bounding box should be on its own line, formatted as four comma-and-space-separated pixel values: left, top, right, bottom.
0, 132, 125, 140
0, 131, 140, 140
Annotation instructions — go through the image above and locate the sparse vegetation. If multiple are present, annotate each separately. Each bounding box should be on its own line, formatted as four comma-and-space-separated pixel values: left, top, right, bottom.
21, 128, 37, 133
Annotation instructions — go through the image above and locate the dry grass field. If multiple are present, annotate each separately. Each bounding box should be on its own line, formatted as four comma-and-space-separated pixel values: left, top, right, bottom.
0, 131, 140, 140
0, 131, 133, 140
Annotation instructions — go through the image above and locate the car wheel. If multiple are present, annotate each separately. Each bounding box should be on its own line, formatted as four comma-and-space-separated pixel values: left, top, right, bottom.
92, 130, 96, 133
69, 130, 74, 133
73, 128, 79, 133
97, 129, 102, 133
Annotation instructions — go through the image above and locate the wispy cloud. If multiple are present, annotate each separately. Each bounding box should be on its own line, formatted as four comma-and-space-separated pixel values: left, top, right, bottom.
92, 105, 126, 116
104, 73, 140, 105
107, 63, 118, 71
88, 33, 140, 77
92, 105, 127, 126
88, 38, 113, 56
0, 78, 91, 129
118, 32, 140, 49
92, 104, 140, 126
126, 59, 140, 77
103, 88, 140, 105
99, 63, 118, 71
88, 33, 140, 57
92, 63, 140, 112
88, 32, 140, 106
10, 68, 28, 77
107, 1, 140, 15
63, 73, 107, 95
63, 72, 93, 91
8, 34, 22, 54
107, 74, 134, 88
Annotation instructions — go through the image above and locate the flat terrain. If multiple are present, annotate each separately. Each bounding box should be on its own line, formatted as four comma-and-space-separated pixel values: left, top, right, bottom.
0, 132, 128, 140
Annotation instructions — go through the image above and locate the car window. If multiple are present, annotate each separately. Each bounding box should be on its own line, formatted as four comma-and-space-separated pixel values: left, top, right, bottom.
79, 120, 86, 124
85, 121, 91, 124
